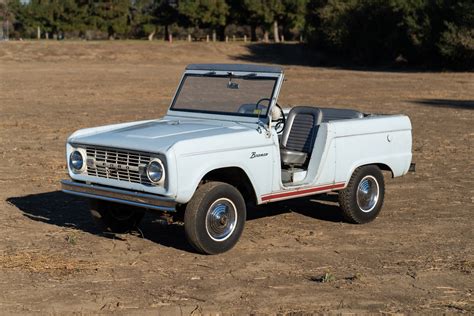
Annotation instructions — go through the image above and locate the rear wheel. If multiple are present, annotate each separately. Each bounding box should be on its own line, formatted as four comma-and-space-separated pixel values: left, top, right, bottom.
89, 199, 144, 233
184, 182, 246, 254
338, 165, 385, 224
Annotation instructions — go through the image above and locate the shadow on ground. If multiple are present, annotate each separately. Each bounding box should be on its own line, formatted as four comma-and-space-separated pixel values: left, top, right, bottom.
6, 191, 195, 252
234, 43, 321, 67
7, 191, 97, 233
411, 99, 473, 110
234, 43, 449, 72
7, 191, 344, 252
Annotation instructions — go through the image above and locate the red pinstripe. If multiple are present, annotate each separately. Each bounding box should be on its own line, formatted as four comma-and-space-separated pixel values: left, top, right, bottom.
261, 182, 346, 202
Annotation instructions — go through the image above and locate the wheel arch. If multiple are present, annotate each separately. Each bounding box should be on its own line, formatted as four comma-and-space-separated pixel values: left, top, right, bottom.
200, 167, 258, 206
347, 162, 394, 182
373, 163, 394, 178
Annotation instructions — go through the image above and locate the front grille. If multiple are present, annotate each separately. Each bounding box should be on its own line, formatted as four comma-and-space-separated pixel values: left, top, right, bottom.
85, 146, 153, 185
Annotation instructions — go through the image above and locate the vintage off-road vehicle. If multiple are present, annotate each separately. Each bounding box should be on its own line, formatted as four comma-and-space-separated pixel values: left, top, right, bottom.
62, 64, 413, 254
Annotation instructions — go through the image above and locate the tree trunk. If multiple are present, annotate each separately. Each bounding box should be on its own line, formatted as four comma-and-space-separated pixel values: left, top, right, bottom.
263, 30, 269, 43
250, 25, 257, 41
108, 26, 114, 40
273, 20, 280, 43
148, 29, 156, 41
164, 25, 169, 41
217, 25, 225, 41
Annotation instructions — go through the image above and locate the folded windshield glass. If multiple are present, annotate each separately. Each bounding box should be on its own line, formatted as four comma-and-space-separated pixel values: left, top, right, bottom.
171, 74, 277, 117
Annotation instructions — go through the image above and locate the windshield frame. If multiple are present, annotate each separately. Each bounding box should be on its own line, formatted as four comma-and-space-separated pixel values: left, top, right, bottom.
167, 69, 284, 124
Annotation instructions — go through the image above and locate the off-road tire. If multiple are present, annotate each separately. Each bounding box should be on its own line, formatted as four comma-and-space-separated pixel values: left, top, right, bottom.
338, 165, 385, 224
184, 182, 246, 255
89, 199, 144, 233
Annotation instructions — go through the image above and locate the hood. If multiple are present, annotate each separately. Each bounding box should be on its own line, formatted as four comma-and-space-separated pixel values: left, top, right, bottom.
69, 119, 251, 153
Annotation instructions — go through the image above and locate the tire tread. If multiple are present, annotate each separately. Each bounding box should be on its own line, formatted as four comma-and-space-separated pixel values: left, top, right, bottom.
338, 165, 385, 224
184, 181, 245, 254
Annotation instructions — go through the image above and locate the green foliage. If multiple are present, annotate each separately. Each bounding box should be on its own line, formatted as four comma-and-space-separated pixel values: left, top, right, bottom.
242, 0, 283, 28
305, 0, 473, 68
178, 0, 228, 29
283, 0, 308, 32
87, 0, 131, 38
3, 0, 471, 68
306, 0, 429, 63
437, 1, 474, 68
240, 0, 307, 40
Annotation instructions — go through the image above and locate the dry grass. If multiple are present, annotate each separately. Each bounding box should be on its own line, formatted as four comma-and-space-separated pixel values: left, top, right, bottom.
0, 251, 98, 274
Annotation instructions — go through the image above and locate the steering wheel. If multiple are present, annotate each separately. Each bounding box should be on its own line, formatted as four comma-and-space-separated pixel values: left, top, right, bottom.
273, 103, 286, 134
255, 98, 286, 134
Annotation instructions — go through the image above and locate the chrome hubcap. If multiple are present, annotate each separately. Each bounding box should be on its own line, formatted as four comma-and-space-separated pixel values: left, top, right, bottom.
356, 175, 379, 212
205, 198, 237, 241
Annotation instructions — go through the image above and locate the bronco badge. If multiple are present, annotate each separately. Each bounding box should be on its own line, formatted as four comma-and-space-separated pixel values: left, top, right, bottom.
250, 152, 268, 159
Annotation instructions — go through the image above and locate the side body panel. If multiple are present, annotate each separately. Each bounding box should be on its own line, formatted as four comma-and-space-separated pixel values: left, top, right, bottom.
261, 114, 412, 203
332, 115, 412, 183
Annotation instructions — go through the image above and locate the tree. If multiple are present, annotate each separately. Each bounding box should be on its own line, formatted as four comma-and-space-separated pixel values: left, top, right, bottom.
20, 0, 60, 38
87, 0, 131, 39
243, 0, 281, 42
281, 0, 308, 40
242, 0, 307, 42
305, 0, 430, 64
55, 0, 89, 36
153, 0, 179, 40
437, 0, 474, 68
0, 0, 17, 39
129, 0, 155, 39
178, 0, 228, 40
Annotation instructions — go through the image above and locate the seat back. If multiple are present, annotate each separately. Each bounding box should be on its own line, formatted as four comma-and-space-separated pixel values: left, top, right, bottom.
319, 107, 364, 122
281, 106, 323, 155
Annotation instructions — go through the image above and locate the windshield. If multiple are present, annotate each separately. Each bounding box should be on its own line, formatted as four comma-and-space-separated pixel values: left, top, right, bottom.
171, 74, 278, 117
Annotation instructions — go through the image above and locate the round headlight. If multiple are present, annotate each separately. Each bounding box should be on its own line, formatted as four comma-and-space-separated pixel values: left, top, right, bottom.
70, 150, 84, 172
146, 159, 164, 184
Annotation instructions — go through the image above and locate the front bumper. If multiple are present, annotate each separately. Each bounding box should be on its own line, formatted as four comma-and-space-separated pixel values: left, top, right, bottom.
61, 180, 176, 212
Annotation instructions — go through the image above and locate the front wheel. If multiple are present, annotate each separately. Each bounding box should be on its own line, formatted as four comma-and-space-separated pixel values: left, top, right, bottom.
338, 165, 385, 224
184, 182, 246, 254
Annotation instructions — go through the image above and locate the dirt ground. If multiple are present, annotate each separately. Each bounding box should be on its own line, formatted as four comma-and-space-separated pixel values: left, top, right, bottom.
0, 41, 473, 314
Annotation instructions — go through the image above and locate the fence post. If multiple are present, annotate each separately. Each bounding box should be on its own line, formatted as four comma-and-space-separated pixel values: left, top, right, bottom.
232, 35, 236, 42
244, 35, 247, 43
187, 34, 191, 42
168, 34, 173, 43
206, 35, 209, 42
225, 36, 229, 42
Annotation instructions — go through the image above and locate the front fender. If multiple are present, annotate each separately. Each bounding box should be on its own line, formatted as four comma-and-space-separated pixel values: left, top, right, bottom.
173, 145, 274, 204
